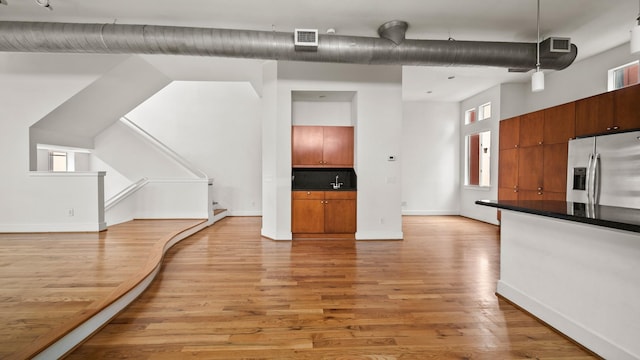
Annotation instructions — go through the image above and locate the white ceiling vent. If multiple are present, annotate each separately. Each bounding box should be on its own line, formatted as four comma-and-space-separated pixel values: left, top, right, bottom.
294, 29, 318, 51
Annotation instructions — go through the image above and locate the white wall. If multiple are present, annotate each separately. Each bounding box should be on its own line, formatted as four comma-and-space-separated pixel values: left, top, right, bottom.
125, 81, 262, 216
93, 120, 197, 180
292, 101, 352, 126
0, 53, 125, 232
525, 43, 640, 113
401, 101, 460, 215
274, 61, 404, 240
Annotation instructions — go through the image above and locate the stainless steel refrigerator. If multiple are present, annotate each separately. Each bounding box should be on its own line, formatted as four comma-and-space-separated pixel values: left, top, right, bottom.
566, 130, 640, 209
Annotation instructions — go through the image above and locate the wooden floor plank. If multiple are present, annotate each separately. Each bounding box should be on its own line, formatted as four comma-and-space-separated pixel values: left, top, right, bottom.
64, 216, 598, 359
0, 219, 205, 359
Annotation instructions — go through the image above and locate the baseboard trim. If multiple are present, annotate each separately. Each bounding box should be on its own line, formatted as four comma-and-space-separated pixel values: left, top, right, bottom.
497, 280, 635, 360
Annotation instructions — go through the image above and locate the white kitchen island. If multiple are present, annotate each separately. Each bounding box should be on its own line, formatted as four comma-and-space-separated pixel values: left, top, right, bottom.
477, 200, 640, 360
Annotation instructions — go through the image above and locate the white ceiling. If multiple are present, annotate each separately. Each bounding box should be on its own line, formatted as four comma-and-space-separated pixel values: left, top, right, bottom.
1, 0, 638, 101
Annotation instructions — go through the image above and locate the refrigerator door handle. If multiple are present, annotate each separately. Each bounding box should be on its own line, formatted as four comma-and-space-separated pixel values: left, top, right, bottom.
593, 153, 601, 205
586, 153, 594, 204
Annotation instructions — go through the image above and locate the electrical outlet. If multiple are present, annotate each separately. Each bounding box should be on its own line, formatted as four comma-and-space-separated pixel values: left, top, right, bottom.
68, 208, 74, 217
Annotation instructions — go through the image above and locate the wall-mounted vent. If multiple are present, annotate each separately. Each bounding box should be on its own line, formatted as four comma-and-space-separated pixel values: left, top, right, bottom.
294, 29, 318, 51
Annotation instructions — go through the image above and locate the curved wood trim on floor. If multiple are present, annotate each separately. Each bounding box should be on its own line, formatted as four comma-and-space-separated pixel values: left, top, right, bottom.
8, 219, 209, 360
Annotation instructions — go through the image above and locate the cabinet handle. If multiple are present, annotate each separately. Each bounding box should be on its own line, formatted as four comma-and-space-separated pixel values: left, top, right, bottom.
537, 187, 543, 191
607, 127, 611, 131
538, 141, 543, 145
613, 126, 619, 130
515, 144, 519, 148
538, 192, 543, 195
307, 191, 311, 195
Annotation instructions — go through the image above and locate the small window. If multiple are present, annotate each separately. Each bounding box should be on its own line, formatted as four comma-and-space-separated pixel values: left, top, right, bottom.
465, 108, 477, 124
50, 151, 68, 172
608, 61, 639, 91
466, 131, 491, 187
478, 102, 492, 121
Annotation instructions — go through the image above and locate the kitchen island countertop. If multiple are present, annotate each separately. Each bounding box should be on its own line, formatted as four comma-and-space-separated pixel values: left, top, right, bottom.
476, 199, 640, 234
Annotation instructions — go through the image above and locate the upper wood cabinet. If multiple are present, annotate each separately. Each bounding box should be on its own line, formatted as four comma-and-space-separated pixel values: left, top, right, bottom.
292, 126, 354, 168
519, 110, 545, 147
575, 84, 640, 137
499, 117, 520, 150
614, 84, 640, 132
544, 102, 575, 144
575, 92, 614, 137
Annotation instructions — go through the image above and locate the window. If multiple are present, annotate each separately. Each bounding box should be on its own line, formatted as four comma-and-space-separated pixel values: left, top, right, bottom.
50, 151, 68, 172
478, 102, 492, 121
608, 61, 639, 91
466, 131, 491, 187
464, 108, 477, 124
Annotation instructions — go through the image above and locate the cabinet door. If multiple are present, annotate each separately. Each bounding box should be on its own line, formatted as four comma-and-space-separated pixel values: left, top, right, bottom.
323, 126, 354, 167
498, 148, 518, 190
614, 84, 640, 132
543, 143, 568, 193
518, 146, 543, 192
519, 110, 545, 147
544, 103, 575, 144
575, 92, 614, 137
292, 191, 325, 233
324, 199, 357, 233
498, 187, 519, 201
499, 117, 520, 150
518, 190, 544, 200
292, 126, 324, 167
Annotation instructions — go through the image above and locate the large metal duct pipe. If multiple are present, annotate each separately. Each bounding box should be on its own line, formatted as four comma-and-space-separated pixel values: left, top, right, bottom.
0, 21, 577, 70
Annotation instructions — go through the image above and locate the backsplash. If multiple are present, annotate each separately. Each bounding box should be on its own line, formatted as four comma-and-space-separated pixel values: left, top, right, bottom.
292, 168, 357, 190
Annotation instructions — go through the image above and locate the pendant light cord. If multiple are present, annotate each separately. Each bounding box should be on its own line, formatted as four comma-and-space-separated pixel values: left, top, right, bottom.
536, 0, 541, 71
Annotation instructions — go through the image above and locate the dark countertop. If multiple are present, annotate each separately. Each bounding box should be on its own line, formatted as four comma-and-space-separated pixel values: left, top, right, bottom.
476, 199, 640, 233
292, 188, 357, 191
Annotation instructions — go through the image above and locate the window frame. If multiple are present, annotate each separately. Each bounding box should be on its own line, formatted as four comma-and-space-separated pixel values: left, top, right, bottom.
607, 60, 639, 91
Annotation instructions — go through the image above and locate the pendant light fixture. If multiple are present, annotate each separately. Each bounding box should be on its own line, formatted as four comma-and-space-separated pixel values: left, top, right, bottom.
532, 0, 545, 92
632, 0, 640, 54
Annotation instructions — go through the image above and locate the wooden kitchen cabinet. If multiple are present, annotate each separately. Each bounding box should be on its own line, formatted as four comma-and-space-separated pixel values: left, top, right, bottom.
517, 146, 544, 192
292, 126, 354, 168
292, 190, 356, 238
575, 84, 640, 137
614, 84, 640, 132
499, 116, 520, 150
575, 92, 614, 137
543, 143, 568, 193
544, 102, 575, 144
519, 110, 545, 147
291, 191, 325, 233
324, 191, 357, 234
499, 102, 574, 208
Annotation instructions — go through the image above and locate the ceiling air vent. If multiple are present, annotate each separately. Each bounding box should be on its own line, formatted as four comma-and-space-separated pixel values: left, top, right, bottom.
294, 29, 318, 51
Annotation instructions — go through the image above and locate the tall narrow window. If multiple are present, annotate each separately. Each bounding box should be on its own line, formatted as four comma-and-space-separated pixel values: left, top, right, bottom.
608, 61, 639, 91
465, 108, 477, 124
50, 151, 68, 172
466, 131, 491, 187
478, 102, 492, 121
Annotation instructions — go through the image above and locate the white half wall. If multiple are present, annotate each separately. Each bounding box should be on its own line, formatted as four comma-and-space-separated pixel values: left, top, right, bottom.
0, 53, 127, 232
401, 101, 460, 216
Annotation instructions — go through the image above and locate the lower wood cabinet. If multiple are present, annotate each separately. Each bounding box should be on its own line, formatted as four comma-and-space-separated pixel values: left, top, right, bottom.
292, 190, 356, 238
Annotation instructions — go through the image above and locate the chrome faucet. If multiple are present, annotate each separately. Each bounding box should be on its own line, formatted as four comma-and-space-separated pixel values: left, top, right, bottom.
330, 175, 344, 189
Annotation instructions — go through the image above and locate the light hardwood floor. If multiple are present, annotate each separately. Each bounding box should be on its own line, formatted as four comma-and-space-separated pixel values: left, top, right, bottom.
65, 216, 597, 359
0, 219, 206, 360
